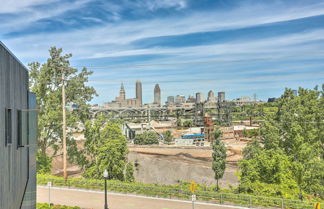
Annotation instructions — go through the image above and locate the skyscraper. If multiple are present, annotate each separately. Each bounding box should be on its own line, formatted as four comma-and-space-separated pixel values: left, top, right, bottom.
207, 90, 216, 103
154, 84, 161, 106
136, 80, 142, 106
196, 92, 205, 103
106, 81, 141, 108
218, 91, 225, 103
167, 96, 175, 104
119, 83, 126, 101
175, 95, 186, 104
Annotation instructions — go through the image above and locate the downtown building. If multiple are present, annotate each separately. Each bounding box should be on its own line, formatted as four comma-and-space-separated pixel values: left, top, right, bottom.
153, 84, 161, 106
207, 90, 216, 103
175, 95, 185, 105
166, 96, 175, 105
104, 81, 142, 108
0, 42, 38, 209
218, 91, 225, 103
195, 92, 205, 103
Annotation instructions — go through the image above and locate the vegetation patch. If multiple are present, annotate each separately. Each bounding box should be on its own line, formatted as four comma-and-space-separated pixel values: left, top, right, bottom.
38, 174, 322, 209
37, 203, 80, 209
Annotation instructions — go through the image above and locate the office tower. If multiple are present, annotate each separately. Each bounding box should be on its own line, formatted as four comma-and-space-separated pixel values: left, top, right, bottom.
167, 96, 175, 104
218, 91, 225, 103
207, 90, 216, 102
154, 84, 161, 106
196, 92, 205, 103
107, 81, 142, 108
136, 80, 142, 106
186, 95, 196, 103
175, 95, 186, 104
119, 83, 126, 101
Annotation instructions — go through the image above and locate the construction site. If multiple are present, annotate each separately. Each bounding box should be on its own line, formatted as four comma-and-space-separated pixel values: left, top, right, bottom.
52, 110, 258, 187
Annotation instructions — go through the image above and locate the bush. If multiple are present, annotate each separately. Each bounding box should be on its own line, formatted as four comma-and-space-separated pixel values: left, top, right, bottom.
37, 174, 322, 209
133, 131, 160, 145
125, 162, 135, 182
37, 203, 80, 209
183, 120, 193, 127
37, 152, 52, 174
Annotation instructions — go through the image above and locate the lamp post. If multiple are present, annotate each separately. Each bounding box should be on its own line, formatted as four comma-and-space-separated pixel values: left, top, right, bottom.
103, 169, 109, 209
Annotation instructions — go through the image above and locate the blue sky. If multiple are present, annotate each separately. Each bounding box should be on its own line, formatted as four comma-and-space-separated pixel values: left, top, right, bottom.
1, 0, 324, 104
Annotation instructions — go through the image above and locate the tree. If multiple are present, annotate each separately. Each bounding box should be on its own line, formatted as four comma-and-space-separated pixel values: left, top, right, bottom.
242, 128, 260, 138
183, 120, 193, 127
176, 119, 182, 127
36, 152, 52, 174
125, 162, 135, 182
163, 130, 173, 145
29, 47, 97, 172
239, 86, 324, 198
134, 131, 160, 145
82, 114, 130, 180
212, 128, 227, 191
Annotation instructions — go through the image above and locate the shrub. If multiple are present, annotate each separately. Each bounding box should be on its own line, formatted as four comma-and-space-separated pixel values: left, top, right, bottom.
133, 131, 160, 145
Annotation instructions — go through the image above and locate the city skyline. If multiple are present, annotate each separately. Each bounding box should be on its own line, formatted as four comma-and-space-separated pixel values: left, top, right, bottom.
101, 80, 266, 106
1, 0, 324, 104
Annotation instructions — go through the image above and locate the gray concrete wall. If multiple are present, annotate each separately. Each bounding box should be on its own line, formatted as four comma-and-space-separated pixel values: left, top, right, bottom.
0, 42, 36, 209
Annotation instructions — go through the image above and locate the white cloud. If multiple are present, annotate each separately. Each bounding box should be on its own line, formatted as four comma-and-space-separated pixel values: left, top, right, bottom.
2, 0, 324, 104
3, 0, 324, 62
0, 0, 92, 33
0, 0, 58, 13
144, 0, 187, 11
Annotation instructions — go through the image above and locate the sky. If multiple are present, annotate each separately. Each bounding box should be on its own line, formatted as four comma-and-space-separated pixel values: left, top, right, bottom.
1, 0, 324, 105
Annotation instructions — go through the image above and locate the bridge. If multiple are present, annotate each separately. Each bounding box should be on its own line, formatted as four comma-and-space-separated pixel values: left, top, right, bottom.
90, 103, 234, 125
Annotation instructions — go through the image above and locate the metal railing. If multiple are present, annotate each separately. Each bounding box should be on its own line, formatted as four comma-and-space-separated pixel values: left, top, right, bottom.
37, 176, 322, 209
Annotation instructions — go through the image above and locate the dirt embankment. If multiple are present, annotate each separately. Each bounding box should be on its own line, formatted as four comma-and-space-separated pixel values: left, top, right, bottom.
128, 139, 247, 187
51, 139, 248, 187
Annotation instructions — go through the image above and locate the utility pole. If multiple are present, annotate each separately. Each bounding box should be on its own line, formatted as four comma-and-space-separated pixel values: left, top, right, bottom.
148, 104, 151, 126
62, 69, 67, 182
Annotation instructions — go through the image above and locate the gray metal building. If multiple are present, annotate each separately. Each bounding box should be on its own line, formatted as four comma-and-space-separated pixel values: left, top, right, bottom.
0, 42, 37, 209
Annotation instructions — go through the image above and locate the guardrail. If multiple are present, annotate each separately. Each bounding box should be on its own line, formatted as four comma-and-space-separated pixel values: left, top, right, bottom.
38, 176, 322, 209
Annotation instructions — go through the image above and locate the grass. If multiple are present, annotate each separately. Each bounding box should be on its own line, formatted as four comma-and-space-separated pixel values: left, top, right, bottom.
37, 203, 80, 209
37, 174, 322, 209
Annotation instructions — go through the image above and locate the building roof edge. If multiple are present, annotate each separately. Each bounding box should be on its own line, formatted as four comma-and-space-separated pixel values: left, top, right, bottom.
0, 41, 28, 72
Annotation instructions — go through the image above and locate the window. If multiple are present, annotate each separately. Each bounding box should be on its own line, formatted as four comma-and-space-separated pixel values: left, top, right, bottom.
5, 108, 12, 145
17, 110, 28, 148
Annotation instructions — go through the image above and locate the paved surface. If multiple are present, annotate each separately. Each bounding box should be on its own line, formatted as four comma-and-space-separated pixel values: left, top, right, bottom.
37, 186, 247, 209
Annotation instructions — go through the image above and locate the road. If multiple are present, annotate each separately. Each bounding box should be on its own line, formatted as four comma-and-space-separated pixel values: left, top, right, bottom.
37, 186, 247, 209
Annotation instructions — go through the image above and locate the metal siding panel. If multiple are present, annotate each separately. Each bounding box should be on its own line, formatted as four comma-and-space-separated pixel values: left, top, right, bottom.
0, 43, 34, 209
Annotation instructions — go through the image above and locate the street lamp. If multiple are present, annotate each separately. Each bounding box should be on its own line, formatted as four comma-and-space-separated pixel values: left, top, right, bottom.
103, 169, 109, 209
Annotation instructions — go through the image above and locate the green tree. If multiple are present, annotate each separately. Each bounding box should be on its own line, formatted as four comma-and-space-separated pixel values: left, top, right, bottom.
176, 119, 182, 127
163, 130, 173, 145
36, 152, 52, 174
242, 128, 260, 138
29, 47, 97, 172
239, 86, 324, 198
82, 114, 130, 180
125, 162, 135, 182
183, 120, 193, 127
212, 128, 227, 191
134, 131, 160, 145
